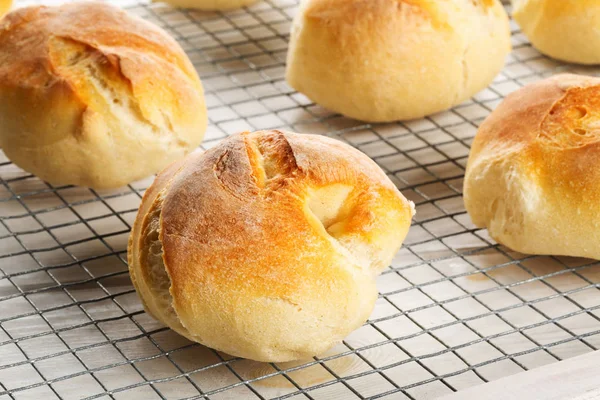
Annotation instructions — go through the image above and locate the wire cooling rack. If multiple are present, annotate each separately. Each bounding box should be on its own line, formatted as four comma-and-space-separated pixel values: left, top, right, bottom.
2, 1, 600, 399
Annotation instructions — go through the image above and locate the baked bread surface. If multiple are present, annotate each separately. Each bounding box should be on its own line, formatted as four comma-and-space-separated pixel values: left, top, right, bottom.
286, 0, 511, 122
465, 74, 600, 259
513, 0, 600, 65
128, 130, 414, 362
0, 2, 207, 188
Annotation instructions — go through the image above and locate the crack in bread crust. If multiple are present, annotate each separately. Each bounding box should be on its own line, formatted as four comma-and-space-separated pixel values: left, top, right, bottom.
138, 195, 194, 340
538, 86, 600, 150
243, 130, 301, 192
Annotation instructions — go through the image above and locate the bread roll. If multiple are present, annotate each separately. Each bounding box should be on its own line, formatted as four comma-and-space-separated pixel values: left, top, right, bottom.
154, 0, 259, 10
286, 0, 511, 122
128, 130, 414, 362
513, 0, 600, 65
464, 74, 600, 259
0, 3, 207, 189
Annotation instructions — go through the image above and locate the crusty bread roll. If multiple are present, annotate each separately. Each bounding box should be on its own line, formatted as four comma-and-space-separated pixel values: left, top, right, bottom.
286, 0, 511, 122
464, 74, 600, 260
154, 0, 259, 10
0, 3, 207, 189
128, 130, 414, 362
513, 0, 600, 65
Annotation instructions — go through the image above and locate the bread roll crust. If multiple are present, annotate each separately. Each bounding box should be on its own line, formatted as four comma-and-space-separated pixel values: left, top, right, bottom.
286, 0, 511, 122
464, 74, 600, 259
128, 130, 414, 362
513, 0, 600, 65
0, 3, 207, 188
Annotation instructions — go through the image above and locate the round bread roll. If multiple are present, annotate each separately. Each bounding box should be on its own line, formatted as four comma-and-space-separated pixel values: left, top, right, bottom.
513, 0, 600, 65
464, 74, 600, 259
0, 3, 207, 189
154, 0, 259, 10
128, 130, 414, 362
286, 0, 511, 122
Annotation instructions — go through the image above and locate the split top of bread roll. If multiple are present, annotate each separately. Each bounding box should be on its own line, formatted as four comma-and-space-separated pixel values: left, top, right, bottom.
0, 2, 206, 189
464, 74, 600, 259
128, 130, 414, 362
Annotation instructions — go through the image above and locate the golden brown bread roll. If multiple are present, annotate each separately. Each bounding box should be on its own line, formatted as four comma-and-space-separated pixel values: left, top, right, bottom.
0, 3, 207, 189
513, 0, 600, 65
286, 0, 511, 122
128, 130, 414, 362
154, 0, 259, 10
464, 74, 600, 259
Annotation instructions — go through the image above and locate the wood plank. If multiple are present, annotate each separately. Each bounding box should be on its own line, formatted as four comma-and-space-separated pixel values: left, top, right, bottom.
439, 350, 600, 400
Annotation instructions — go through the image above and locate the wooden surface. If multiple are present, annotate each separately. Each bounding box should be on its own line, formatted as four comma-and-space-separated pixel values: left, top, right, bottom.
439, 351, 600, 400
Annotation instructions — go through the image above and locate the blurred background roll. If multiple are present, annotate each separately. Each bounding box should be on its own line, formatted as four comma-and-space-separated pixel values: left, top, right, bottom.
513, 0, 600, 65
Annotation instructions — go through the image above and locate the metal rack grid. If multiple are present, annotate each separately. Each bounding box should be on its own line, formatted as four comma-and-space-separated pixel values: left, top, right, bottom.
1, 1, 600, 399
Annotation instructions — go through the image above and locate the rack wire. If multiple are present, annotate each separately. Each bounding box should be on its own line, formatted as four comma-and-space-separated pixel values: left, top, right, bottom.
2, 1, 600, 399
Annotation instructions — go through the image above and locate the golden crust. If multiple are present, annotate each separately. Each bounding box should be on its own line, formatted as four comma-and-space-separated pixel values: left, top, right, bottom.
464, 74, 600, 259
0, 3, 207, 188
128, 130, 414, 362
0, 3, 200, 125
286, 0, 510, 122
